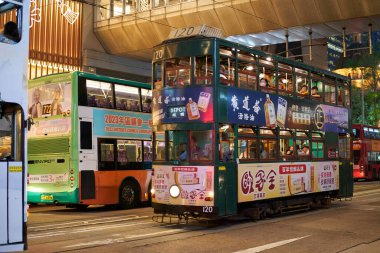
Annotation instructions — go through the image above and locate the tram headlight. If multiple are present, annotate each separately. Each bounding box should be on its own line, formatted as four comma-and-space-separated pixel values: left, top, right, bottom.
169, 185, 180, 198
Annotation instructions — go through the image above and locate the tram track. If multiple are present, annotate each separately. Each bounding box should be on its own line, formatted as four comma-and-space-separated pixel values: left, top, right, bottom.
28, 214, 150, 232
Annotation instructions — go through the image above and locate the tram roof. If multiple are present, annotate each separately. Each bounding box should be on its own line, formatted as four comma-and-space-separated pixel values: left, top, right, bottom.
156, 36, 350, 83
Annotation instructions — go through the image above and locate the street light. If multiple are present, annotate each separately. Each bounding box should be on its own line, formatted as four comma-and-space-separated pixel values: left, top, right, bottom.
360, 67, 365, 125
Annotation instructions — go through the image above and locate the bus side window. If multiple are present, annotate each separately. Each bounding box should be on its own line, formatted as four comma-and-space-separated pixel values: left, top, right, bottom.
143, 141, 152, 162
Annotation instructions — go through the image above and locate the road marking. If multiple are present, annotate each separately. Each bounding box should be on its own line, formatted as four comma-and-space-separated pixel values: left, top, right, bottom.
232, 235, 310, 253
353, 191, 380, 198
29, 215, 149, 231
29, 232, 66, 239
29, 220, 154, 239
65, 229, 180, 248
72, 221, 153, 233
124, 229, 181, 239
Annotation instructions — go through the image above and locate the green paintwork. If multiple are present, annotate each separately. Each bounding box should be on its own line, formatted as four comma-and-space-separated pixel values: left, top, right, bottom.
152, 36, 353, 216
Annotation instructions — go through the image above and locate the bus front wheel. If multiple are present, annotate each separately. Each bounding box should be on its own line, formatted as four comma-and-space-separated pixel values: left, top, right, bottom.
119, 181, 138, 209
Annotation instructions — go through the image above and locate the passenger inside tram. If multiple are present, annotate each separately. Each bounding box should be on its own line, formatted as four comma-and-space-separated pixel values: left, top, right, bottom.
311, 86, 321, 98
298, 85, 309, 95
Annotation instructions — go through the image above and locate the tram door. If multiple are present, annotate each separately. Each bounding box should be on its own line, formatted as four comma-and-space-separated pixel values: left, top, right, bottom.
338, 133, 354, 198
217, 162, 237, 216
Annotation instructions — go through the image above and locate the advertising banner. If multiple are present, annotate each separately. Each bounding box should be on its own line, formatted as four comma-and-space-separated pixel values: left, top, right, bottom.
227, 87, 349, 133
238, 161, 339, 202
28, 74, 72, 138
93, 108, 152, 139
28, 75, 72, 119
152, 165, 214, 206
152, 87, 213, 124
29, 117, 71, 137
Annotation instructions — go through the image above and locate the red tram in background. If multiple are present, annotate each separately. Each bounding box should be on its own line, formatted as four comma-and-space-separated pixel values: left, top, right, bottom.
353, 124, 380, 180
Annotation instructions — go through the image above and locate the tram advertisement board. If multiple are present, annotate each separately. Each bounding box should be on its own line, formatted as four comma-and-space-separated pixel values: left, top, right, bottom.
226, 88, 348, 133
238, 161, 339, 203
152, 87, 214, 124
152, 165, 214, 206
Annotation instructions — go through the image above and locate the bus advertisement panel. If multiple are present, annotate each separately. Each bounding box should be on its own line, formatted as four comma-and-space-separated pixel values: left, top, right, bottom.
93, 108, 152, 139
226, 88, 349, 133
238, 161, 339, 202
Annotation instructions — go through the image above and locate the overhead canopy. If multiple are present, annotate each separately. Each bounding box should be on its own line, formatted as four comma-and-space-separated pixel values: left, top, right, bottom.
93, 0, 380, 61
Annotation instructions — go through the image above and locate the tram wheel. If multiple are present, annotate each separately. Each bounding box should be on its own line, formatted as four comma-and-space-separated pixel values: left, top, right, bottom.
119, 181, 138, 209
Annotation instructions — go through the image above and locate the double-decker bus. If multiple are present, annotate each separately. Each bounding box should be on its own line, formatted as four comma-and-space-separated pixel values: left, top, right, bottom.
150, 26, 353, 220
353, 124, 380, 180
0, 0, 29, 251
27, 72, 153, 209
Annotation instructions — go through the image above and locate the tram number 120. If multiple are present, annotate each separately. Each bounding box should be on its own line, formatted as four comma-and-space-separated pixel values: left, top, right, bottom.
202, 206, 213, 213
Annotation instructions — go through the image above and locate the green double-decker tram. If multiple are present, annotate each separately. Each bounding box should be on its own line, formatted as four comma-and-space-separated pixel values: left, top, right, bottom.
150, 26, 353, 219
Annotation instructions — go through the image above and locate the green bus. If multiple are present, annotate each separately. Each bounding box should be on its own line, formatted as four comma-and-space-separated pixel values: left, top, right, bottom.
150, 26, 353, 219
27, 72, 153, 209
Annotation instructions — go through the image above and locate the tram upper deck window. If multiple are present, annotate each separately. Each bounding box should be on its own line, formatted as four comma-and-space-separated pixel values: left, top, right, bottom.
165, 58, 191, 87
295, 68, 309, 98
324, 77, 336, 104
0, 1, 22, 44
237, 52, 257, 90
195, 55, 213, 85
259, 58, 276, 93
278, 63, 293, 96
86, 80, 114, 108
219, 46, 235, 86
310, 74, 323, 100
153, 62, 163, 89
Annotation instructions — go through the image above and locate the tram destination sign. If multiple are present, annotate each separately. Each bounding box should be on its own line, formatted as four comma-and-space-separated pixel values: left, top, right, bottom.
167, 25, 223, 40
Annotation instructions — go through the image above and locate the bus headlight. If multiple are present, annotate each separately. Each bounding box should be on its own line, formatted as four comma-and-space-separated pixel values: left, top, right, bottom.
169, 185, 180, 198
